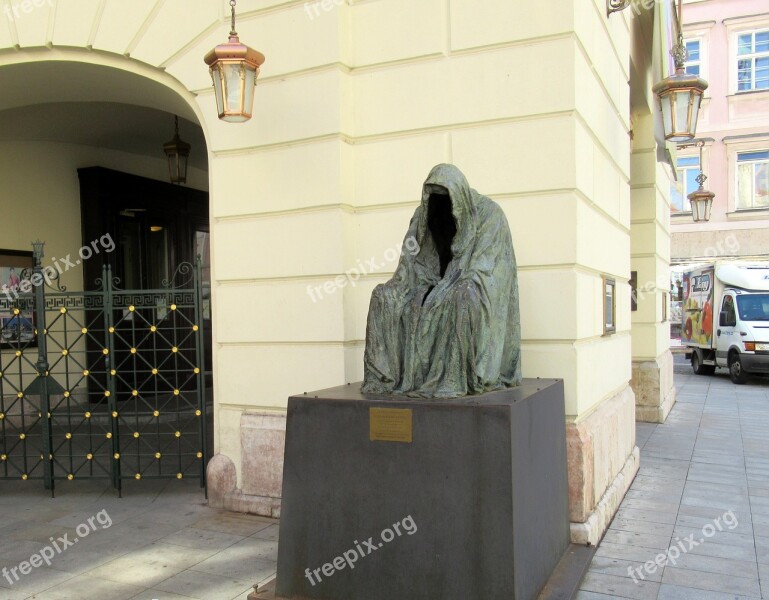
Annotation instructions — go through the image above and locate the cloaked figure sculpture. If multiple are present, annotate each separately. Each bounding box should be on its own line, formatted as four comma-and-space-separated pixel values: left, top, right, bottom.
362, 163, 521, 398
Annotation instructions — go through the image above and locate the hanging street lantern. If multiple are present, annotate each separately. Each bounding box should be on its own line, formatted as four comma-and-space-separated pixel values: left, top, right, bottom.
163, 116, 191, 185
653, 0, 708, 142
204, 0, 265, 123
687, 141, 714, 223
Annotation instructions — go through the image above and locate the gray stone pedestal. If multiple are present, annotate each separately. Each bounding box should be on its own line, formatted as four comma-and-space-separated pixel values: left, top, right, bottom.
275, 379, 569, 600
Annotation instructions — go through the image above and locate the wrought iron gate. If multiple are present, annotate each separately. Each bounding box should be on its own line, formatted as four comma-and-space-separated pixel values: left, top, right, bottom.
0, 245, 208, 495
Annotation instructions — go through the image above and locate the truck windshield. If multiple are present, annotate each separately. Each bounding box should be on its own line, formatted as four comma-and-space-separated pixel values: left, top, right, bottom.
736, 294, 769, 321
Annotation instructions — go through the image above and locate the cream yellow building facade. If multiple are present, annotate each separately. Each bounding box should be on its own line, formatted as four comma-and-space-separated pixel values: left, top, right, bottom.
0, 0, 677, 545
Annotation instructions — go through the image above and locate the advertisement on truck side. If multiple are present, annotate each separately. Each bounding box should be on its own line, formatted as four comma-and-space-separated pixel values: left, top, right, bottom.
681, 266, 715, 347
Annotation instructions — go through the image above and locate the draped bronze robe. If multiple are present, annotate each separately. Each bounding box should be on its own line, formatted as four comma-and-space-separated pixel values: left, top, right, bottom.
362, 164, 522, 398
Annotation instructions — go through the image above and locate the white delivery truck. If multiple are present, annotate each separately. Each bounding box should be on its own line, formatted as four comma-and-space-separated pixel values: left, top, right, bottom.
682, 262, 769, 384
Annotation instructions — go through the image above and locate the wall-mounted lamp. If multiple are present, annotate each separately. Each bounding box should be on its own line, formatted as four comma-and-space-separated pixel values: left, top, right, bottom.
163, 116, 191, 185
652, 0, 708, 142
686, 141, 714, 223
204, 0, 265, 123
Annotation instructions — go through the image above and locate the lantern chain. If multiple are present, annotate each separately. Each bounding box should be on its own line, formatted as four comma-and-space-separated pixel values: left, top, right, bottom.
230, 0, 237, 36
670, 0, 688, 69
695, 141, 707, 188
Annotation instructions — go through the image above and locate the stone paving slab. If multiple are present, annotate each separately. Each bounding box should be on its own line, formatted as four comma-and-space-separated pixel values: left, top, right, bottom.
0, 479, 277, 600
580, 369, 769, 599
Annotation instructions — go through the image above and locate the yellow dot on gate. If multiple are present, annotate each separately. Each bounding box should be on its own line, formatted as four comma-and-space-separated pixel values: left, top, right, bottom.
195, 410, 201, 417
132, 390, 138, 396
175, 431, 181, 438
62, 349, 68, 356
0, 413, 4, 420
171, 304, 177, 311
83, 369, 89, 376
102, 348, 109, 355
106, 432, 112, 439
13, 308, 19, 315
65, 433, 72, 440
21, 474, 27, 480
104, 391, 111, 397
86, 453, 93, 460
130, 348, 137, 354
63, 391, 70, 398
110, 369, 116, 376
15, 350, 21, 357
0, 454, 6, 461
155, 452, 162, 459
84, 411, 91, 418
67, 474, 74, 480
192, 325, 198, 331
108, 327, 115, 333
193, 367, 200, 374
0, 371, 3, 378
128, 305, 135, 312
81, 327, 87, 334
133, 432, 140, 439
172, 347, 178, 353
135, 473, 141, 480
196, 452, 203, 459
176, 473, 183, 480
111, 411, 118, 418
152, 368, 158, 375
150, 325, 157, 332
173, 389, 180, 396
43, 329, 47, 335
60, 307, 67, 314
17, 392, 23, 398
153, 410, 160, 417
19, 433, 25, 440
114, 453, 120, 459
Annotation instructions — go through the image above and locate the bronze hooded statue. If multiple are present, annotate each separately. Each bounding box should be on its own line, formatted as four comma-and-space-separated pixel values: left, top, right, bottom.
362, 163, 522, 398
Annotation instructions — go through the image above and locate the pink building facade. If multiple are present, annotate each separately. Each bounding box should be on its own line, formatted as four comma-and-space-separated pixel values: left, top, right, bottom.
671, 0, 769, 261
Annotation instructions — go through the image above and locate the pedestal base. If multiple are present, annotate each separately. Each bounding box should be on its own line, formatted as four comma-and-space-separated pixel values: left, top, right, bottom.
275, 379, 569, 600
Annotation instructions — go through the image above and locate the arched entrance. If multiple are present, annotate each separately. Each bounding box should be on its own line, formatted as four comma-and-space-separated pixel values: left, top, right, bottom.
0, 51, 213, 494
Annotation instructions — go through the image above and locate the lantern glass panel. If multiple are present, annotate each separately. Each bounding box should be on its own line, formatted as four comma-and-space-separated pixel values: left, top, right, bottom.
675, 91, 690, 135
212, 68, 224, 116
224, 63, 243, 114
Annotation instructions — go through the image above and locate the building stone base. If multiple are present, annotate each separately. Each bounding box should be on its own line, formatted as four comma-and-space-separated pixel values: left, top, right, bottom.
567, 385, 638, 546
207, 411, 286, 519
631, 350, 676, 423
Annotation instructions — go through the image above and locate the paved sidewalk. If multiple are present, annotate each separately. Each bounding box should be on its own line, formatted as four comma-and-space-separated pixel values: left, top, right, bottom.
578, 368, 769, 599
0, 479, 277, 600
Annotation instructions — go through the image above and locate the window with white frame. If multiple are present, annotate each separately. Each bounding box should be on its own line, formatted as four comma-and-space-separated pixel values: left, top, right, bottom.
737, 30, 769, 92
671, 156, 700, 214
736, 150, 769, 209
685, 39, 701, 76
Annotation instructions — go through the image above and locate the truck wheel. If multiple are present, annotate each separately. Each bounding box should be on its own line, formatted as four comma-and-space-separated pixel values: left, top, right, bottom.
728, 351, 749, 385
692, 352, 715, 376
